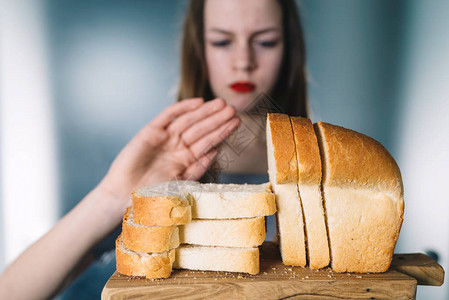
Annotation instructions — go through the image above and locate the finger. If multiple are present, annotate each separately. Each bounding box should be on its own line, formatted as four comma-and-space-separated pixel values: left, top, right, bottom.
151, 98, 204, 129
181, 105, 236, 146
166, 98, 226, 136
189, 116, 240, 158
181, 147, 219, 180
135, 99, 203, 147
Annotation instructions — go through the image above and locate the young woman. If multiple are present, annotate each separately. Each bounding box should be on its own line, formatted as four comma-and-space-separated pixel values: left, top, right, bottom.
0, 0, 308, 299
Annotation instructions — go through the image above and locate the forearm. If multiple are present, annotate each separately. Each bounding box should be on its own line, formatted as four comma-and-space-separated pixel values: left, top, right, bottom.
0, 185, 129, 300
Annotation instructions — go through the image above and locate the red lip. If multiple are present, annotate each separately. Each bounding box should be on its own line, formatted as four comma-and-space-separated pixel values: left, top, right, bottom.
230, 82, 256, 93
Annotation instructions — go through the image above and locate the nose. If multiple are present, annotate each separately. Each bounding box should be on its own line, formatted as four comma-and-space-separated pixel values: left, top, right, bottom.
233, 42, 256, 72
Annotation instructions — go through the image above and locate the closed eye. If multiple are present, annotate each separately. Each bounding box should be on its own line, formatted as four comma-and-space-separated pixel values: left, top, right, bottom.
211, 40, 231, 47
257, 40, 278, 47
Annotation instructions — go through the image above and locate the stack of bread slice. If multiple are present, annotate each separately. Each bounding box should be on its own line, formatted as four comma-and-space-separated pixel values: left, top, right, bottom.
116, 185, 190, 279
266, 113, 404, 273
116, 181, 276, 278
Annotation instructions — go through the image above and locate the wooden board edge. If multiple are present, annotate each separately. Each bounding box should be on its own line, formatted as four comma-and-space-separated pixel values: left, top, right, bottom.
392, 253, 445, 286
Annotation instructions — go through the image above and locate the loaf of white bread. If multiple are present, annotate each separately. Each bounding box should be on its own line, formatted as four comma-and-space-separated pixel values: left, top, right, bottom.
116, 182, 276, 278
266, 113, 404, 273
116, 113, 404, 278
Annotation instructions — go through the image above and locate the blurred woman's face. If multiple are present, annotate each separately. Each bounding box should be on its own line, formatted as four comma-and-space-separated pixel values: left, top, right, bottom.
204, 0, 284, 112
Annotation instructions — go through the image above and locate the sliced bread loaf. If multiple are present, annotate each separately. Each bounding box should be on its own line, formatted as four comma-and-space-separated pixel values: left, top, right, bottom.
116, 234, 175, 279
173, 245, 259, 275
179, 217, 265, 247
266, 113, 307, 267
290, 116, 330, 269
314, 121, 404, 273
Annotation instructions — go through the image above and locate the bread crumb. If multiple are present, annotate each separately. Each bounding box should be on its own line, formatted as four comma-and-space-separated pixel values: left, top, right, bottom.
305, 276, 309, 279
237, 275, 243, 279
287, 268, 292, 271
356, 276, 362, 279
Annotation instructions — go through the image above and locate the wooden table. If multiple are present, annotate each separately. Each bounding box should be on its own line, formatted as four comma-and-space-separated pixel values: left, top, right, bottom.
102, 242, 444, 299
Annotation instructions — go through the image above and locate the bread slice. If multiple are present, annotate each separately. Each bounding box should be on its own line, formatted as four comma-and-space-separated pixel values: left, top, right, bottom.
185, 183, 276, 219
266, 113, 307, 267
179, 217, 265, 247
132, 187, 191, 226
290, 116, 330, 269
122, 207, 180, 253
314, 121, 404, 273
173, 245, 259, 275
116, 234, 175, 279
135, 181, 275, 219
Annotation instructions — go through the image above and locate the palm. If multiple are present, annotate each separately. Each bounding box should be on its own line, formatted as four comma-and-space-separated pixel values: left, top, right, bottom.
101, 98, 239, 200
137, 127, 198, 183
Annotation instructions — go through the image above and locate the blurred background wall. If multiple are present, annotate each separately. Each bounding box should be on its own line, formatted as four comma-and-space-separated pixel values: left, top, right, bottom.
394, 1, 449, 298
1, 0, 59, 274
46, 0, 185, 218
1, 0, 447, 299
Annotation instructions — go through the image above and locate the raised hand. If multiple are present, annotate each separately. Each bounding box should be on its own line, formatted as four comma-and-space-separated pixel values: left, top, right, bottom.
99, 98, 240, 202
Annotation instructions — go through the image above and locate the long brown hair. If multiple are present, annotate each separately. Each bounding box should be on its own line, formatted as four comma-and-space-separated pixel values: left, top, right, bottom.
177, 0, 308, 117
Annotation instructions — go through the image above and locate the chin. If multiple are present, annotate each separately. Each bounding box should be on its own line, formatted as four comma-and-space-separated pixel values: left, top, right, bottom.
226, 94, 258, 113
231, 101, 253, 113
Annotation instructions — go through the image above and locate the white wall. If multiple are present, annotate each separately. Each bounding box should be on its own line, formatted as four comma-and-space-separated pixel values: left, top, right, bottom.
0, 0, 59, 271
395, 0, 449, 299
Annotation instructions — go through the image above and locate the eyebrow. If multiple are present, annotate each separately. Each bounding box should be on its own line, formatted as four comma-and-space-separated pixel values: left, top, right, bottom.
208, 27, 281, 37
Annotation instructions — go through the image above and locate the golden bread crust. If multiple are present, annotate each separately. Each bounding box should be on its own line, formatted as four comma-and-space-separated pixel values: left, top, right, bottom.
290, 116, 322, 185
267, 113, 298, 184
131, 193, 191, 226
116, 235, 175, 279
315, 121, 403, 197
122, 208, 180, 253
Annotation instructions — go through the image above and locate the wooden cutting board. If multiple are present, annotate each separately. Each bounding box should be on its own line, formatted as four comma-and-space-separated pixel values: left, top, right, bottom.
101, 242, 444, 300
